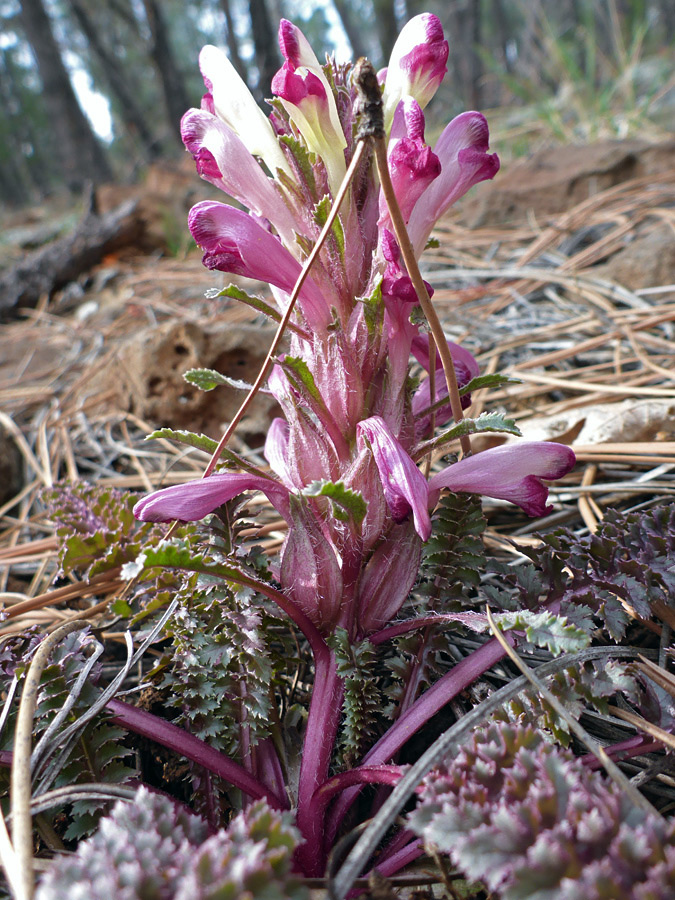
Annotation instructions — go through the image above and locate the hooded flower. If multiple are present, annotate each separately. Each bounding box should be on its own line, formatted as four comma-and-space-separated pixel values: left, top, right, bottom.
407, 111, 500, 256
188, 201, 330, 331
357, 416, 432, 541
381, 98, 441, 226
411, 334, 480, 436
198, 44, 290, 178
428, 442, 576, 517
382, 13, 449, 131
133, 472, 292, 524
272, 19, 347, 196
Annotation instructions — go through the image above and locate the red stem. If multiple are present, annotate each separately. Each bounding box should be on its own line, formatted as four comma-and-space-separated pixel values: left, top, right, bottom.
107, 699, 286, 809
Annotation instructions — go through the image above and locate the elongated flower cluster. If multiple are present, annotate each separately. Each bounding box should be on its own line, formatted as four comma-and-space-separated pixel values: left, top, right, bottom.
134, 14, 575, 637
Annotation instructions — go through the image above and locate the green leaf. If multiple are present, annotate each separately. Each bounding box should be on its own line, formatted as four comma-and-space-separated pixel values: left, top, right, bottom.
459, 373, 522, 395
278, 132, 316, 194
416, 411, 521, 457
329, 629, 383, 767
146, 427, 219, 455
279, 355, 323, 405
496, 609, 591, 654
211, 283, 279, 319
183, 368, 253, 393
145, 429, 268, 476
313, 194, 345, 258
302, 480, 367, 526
358, 278, 384, 338
128, 539, 264, 595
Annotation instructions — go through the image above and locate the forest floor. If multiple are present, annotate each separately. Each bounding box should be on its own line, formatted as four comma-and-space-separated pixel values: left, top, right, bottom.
2, 135, 675, 891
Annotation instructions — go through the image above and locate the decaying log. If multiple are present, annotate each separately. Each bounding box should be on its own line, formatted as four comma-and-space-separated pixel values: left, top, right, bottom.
0, 197, 142, 319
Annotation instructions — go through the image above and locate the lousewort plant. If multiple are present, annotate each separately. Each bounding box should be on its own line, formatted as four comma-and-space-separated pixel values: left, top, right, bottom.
127, 12, 575, 880
36, 13, 662, 900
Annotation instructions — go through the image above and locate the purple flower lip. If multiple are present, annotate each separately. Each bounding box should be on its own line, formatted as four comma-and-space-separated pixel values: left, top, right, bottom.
357, 416, 432, 541
428, 442, 576, 518
133, 472, 291, 524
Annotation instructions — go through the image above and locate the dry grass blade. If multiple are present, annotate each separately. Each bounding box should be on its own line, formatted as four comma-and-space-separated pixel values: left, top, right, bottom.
10, 620, 89, 900
608, 706, 675, 752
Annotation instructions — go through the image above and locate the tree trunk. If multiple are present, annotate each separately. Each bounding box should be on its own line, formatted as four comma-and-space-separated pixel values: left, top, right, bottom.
248, 0, 281, 101
68, 0, 164, 161
141, 0, 190, 140
466, 0, 483, 109
220, 0, 249, 83
331, 0, 368, 60
373, 0, 399, 66
18, 0, 112, 191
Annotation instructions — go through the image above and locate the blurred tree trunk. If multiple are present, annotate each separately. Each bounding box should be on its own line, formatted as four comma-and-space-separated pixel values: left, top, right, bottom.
0, 47, 54, 202
449, 1, 484, 110
373, 0, 398, 65
68, 0, 164, 161
492, 0, 514, 75
141, 0, 190, 139
248, 0, 281, 101
220, 0, 249, 82
18, 0, 112, 191
331, 0, 368, 59
662, 0, 675, 40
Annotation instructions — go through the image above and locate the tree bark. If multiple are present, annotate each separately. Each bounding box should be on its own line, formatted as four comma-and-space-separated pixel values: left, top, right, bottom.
248, 0, 281, 101
331, 0, 368, 60
220, 0, 249, 83
18, 0, 112, 191
0, 196, 142, 318
68, 0, 164, 161
141, 0, 190, 140
373, 0, 399, 66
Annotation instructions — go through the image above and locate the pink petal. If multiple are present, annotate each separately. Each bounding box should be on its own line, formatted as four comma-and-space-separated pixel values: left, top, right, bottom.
383, 99, 440, 223
133, 473, 291, 523
407, 112, 500, 254
411, 333, 480, 381
428, 442, 576, 517
188, 201, 329, 330
181, 109, 296, 242
357, 416, 431, 541
383, 14, 449, 126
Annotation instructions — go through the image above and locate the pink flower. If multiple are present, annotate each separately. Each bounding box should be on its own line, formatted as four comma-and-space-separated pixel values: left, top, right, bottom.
133, 472, 291, 523
428, 442, 576, 517
357, 416, 431, 541
411, 334, 479, 436
181, 109, 296, 243
407, 112, 500, 255
381, 99, 441, 225
188, 201, 330, 331
272, 20, 346, 194
382, 14, 449, 129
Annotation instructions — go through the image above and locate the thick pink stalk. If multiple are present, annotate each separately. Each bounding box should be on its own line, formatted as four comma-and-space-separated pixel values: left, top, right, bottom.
325, 635, 512, 844
107, 699, 286, 809
294, 647, 344, 876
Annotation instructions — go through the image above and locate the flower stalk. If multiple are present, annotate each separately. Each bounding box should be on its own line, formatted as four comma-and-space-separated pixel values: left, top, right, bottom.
128, 12, 577, 882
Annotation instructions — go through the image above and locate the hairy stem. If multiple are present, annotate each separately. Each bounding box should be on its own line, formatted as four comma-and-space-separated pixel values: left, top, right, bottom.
372, 135, 471, 458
